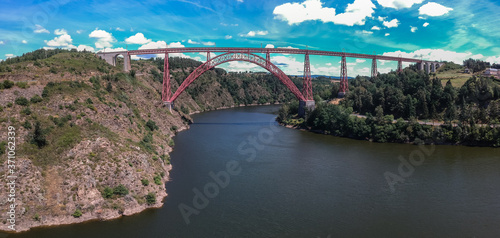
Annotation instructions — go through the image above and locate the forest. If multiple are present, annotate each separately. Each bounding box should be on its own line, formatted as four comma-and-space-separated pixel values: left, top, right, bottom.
278, 66, 500, 146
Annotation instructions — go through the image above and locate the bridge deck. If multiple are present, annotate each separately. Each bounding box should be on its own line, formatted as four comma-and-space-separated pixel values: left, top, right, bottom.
97, 47, 433, 63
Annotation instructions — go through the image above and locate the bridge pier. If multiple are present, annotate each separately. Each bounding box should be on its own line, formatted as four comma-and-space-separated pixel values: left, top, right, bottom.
299, 100, 315, 117
164, 101, 174, 112
338, 55, 348, 98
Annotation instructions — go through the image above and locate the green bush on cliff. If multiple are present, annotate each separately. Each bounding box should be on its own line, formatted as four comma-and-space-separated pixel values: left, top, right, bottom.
145, 119, 159, 131
153, 175, 162, 185
141, 179, 149, 186
15, 97, 29, 106
72, 209, 82, 218
30, 95, 43, 103
145, 193, 156, 205
113, 184, 129, 196
102, 187, 113, 198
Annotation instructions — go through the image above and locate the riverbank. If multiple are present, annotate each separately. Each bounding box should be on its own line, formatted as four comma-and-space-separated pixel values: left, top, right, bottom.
278, 103, 500, 147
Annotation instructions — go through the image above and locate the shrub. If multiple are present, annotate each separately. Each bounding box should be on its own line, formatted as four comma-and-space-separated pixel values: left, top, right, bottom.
145, 193, 156, 205
170, 125, 178, 131
30, 121, 47, 148
15, 97, 29, 106
30, 95, 43, 103
16, 82, 28, 89
106, 82, 112, 92
72, 209, 82, 218
141, 179, 149, 186
3, 80, 14, 89
22, 121, 32, 129
49, 67, 57, 74
85, 98, 93, 104
101, 187, 113, 198
153, 175, 162, 185
6, 102, 12, 108
167, 138, 174, 147
145, 120, 159, 131
113, 184, 129, 196
0, 141, 6, 156
33, 213, 41, 221
21, 107, 31, 115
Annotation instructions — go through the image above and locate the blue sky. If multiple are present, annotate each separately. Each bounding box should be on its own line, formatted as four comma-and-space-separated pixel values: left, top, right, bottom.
1, 0, 499, 76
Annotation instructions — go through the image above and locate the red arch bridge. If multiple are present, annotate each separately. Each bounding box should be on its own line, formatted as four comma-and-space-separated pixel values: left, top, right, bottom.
97, 47, 444, 116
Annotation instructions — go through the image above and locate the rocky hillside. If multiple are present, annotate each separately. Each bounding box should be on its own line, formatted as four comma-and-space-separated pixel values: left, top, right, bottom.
0, 49, 334, 232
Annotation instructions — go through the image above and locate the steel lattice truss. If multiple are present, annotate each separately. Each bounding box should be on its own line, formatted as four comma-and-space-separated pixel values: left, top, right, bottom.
98, 47, 442, 103
168, 52, 306, 103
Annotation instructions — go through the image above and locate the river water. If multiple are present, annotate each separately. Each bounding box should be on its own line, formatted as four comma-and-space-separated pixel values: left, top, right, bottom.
8, 105, 500, 237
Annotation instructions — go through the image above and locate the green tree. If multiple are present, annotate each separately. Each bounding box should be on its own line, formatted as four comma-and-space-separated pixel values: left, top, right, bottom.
31, 121, 47, 148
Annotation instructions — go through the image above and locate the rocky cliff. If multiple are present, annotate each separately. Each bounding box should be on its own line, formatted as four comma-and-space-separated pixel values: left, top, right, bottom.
0, 50, 322, 232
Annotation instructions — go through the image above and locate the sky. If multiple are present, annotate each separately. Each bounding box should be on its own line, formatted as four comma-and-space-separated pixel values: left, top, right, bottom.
0, 0, 499, 76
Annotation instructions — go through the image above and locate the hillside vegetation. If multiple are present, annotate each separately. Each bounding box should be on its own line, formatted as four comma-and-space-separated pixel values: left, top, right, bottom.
0, 49, 333, 232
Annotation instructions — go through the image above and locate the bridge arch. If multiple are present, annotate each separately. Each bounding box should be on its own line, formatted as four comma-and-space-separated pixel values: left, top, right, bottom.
167, 52, 306, 103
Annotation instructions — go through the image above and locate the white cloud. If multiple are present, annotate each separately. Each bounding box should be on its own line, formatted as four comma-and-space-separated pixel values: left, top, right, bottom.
331, 0, 376, 26
22, 40, 27, 44
325, 63, 332, 66
76, 30, 83, 34
77, 44, 94, 52
376, 0, 423, 9
5, 54, 15, 59
225, 35, 233, 39
371, 26, 381, 30
356, 30, 373, 34
54, 29, 67, 35
115, 27, 125, 31
125, 33, 151, 45
273, 0, 375, 26
356, 59, 366, 63
45, 33, 73, 47
89, 29, 116, 48
237, 0, 243, 2
410, 26, 418, 32
385, 33, 390, 36
383, 49, 483, 63
202, 41, 216, 46
383, 19, 399, 28
265, 44, 275, 48
486, 56, 500, 64
188, 39, 200, 44
0, 41, 4, 45
240, 30, 268, 37
139, 41, 167, 50
101, 47, 127, 53
168, 42, 185, 48
423, 22, 429, 27
419, 2, 453, 17
273, 0, 336, 25
377, 16, 386, 21
34, 24, 49, 34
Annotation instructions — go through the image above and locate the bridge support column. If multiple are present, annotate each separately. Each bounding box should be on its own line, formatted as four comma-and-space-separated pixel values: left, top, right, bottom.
303, 52, 313, 100
338, 55, 348, 98
425, 62, 430, 74
371, 58, 377, 79
417, 62, 424, 71
164, 101, 174, 112
162, 52, 171, 102
299, 100, 315, 117
123, 53, 131, 72
397, 60, 403, 73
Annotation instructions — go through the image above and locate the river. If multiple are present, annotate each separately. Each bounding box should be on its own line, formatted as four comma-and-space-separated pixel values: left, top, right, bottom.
8, 105, 500, 237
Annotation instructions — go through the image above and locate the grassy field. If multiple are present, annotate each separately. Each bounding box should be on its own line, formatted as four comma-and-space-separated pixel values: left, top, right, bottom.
436, 69, 473, 87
